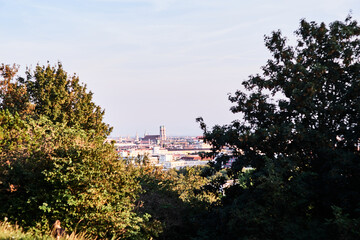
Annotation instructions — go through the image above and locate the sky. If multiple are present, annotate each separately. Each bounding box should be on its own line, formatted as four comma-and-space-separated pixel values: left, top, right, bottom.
1, 0, 359, 137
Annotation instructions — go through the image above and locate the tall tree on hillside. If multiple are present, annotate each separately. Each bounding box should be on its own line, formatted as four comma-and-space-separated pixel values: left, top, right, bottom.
0, 63, 162, 239
197, 15, 360, 239
23, 63, 112, 137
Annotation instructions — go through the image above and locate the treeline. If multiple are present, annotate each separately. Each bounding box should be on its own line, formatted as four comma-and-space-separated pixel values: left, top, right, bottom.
1, 15, 360, 239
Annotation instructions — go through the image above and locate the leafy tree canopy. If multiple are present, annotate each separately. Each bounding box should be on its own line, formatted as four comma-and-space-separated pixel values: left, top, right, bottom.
197, 15, 360, 239
1, 62, 112, 138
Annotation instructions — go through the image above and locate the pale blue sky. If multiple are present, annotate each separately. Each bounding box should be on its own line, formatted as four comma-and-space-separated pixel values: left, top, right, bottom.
1, 0, 359, 136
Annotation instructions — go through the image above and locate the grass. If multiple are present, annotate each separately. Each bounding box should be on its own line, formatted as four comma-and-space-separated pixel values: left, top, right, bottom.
0, 221, 90, 240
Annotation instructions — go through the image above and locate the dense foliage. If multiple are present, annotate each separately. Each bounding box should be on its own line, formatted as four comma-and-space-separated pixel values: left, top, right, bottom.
133, 165, 221, 240
0, 64, 156, 239
197, 16, 360, 239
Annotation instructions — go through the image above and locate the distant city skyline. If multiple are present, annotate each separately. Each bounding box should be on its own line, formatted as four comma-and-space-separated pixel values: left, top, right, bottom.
1, 0, 359, 136
111, 126, 198, 138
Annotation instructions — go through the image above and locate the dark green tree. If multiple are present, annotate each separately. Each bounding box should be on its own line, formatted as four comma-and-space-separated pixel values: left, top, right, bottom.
197, 15, 360, 239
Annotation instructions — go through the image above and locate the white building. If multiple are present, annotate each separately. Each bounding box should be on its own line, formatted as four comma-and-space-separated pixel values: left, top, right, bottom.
163, 160, 208, 170
159, 154, 173, 163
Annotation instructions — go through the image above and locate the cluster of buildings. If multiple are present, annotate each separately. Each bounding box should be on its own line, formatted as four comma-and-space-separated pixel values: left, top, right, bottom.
107, 126, 214, 170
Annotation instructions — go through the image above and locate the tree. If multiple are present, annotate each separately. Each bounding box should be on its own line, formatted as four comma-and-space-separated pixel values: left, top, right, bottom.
22, 63, 112, 138
0, 63, 162, 239
197, 15, 360, 239
0, 112, 158, 239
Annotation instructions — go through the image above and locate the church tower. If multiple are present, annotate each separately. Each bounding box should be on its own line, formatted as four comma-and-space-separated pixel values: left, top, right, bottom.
160, 125, 166, 142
